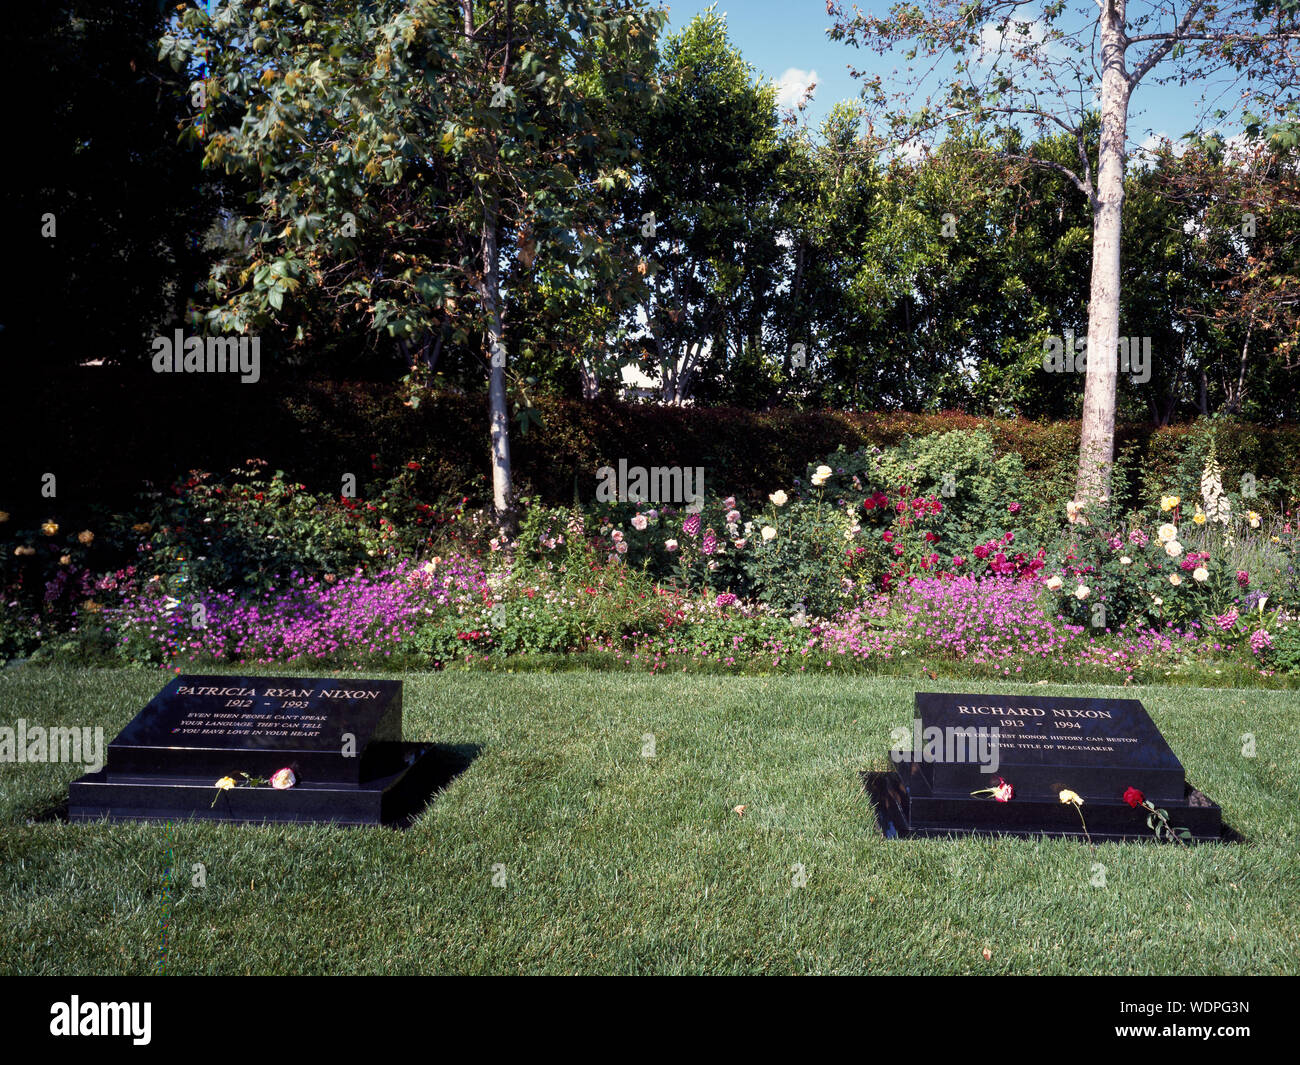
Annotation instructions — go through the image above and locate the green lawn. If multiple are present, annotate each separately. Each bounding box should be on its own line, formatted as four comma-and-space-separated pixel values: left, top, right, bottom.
1, 666, 1296, 974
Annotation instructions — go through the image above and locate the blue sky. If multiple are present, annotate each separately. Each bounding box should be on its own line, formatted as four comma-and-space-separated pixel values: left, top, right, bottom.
661, 1, 1248, 155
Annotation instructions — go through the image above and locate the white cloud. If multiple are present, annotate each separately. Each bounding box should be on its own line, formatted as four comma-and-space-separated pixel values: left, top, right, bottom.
774, 67, 818, 110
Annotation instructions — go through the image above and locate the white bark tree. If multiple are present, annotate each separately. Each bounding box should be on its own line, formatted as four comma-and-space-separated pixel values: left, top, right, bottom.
830, 0, 1300, 509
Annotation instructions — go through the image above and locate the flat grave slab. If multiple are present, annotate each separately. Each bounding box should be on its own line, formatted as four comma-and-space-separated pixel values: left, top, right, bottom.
70, 675, 447, 826
867, 691, 1226, 842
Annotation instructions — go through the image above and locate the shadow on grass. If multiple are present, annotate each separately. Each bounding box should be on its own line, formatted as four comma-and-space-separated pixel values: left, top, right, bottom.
392, 741, 483, 829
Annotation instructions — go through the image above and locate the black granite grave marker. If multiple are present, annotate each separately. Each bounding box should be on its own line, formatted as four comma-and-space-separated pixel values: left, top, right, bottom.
867, 692, 1225, 841
70, 675, 446, 826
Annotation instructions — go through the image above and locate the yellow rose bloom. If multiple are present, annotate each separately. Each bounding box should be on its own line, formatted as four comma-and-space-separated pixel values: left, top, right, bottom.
1160, 495, 1180, 512
1193, 510, 1206, 525
41, 521, 59, 536
1059, 789, 1084, 806
77, 530, 94, 545
215, 776, 236, 791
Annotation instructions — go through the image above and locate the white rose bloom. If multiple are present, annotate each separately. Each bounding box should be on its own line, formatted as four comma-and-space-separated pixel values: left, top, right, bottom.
1157, 523, 1178, 543
1074, 585, 1090, 600
1164, 540, 1183, 558
1193, 567, 1209, 582
1045, 575, 1063, 591
769, 490, 788, 506
1169, 573, 1182, 586
1120, 556, 1132, 565
761, 525, 777, 542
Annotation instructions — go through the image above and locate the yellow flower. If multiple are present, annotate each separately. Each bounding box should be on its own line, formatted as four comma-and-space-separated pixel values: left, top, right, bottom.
13, 546, 35, 557
81, 600, 102, 613
77, 530, 94, 545
1160, 495, 1180, 512
211, 775, 238, 808
1248, 511, 1261, 528
41, 521, 59, 536
131, 522, 152, 534
1059, 789, 1084, 806
1193, 509, 1206, 525
59, 554, 71, 565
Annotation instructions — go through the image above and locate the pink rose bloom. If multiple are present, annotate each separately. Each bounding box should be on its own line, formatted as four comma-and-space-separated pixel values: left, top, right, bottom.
715, 592, 737, 609
723, 497, 736, 509
1236, 570, 1250, 587
726, 509, 741, 523
665, 539, 678, 552
615, 541, 628, 554
1007, 502, 1021, 515
631, 514, 648, 531
270, 768, 296, 790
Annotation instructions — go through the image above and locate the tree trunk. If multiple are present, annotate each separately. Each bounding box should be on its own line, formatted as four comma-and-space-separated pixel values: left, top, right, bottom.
1075, 0, 1131, 513
482, 198, 515, 534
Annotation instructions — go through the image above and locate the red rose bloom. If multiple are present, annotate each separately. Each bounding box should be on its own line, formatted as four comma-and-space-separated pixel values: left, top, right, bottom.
1123, 786, 1145, 808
